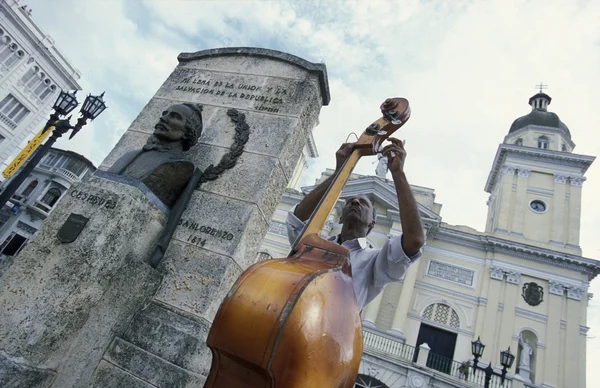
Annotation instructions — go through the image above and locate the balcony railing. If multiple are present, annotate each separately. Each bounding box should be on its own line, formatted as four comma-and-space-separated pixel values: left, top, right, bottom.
0, 111, 17, 130
362, 326, 415, 362
38, 164, 81, 183
363, 326, 512, 388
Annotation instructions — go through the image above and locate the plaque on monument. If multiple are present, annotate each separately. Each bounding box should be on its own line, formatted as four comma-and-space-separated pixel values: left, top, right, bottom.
0, 47, 329, 388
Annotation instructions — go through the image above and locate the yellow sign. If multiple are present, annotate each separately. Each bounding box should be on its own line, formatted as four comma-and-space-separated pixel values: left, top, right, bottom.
2, 124, 55, 178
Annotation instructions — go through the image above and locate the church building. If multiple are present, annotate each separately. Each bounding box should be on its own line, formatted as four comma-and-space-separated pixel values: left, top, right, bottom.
259, 92, 599, 388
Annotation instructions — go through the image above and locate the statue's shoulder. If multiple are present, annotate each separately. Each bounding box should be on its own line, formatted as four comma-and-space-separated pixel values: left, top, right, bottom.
107, 149, 143, 173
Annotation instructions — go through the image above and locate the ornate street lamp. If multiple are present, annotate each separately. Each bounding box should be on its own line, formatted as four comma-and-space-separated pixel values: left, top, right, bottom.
0, 90, 107, 209
470, 337, 515, 388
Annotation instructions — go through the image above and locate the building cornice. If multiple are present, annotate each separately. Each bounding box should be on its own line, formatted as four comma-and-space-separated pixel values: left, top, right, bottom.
431, 226, 600, 280
484, 144, 595, 193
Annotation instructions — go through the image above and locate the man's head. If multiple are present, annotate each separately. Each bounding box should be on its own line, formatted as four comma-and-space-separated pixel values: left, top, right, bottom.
153, 103, 203, 151
339, 195, 377, 235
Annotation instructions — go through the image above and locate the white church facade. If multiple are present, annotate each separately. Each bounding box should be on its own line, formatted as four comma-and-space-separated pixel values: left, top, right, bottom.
259, 92, 599, 388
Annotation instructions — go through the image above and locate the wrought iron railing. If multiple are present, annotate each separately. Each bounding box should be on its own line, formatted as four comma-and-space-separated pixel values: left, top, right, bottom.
362, 326, 512, 388
428, 352, 512, 388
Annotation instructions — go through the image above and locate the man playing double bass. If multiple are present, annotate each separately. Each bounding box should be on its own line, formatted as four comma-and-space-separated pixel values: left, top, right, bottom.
286, 138, 425, 311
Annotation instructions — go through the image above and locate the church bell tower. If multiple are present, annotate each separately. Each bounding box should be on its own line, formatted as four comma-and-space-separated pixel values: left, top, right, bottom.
484, 90, 595, 254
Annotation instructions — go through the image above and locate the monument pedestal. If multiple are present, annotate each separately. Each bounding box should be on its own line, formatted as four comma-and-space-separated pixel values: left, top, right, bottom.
0, 48, 329, 387
0, 173, 167, 387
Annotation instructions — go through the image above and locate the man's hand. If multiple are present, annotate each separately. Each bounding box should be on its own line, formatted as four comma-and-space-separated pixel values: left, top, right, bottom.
380, 138, 406, 174
335, 143, 355, 171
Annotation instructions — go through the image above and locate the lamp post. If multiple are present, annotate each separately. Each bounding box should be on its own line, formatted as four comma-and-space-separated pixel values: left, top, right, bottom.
470, 337, 516, 388
0, 90, 107, 209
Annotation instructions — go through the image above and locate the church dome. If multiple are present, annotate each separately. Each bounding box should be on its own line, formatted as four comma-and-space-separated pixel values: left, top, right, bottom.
508, 93, 571, 139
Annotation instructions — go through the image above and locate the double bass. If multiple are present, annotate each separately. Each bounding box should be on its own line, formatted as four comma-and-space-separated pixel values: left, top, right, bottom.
204, 97, 411, 387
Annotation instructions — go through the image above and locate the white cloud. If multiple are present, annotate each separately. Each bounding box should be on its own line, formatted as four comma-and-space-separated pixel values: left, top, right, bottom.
25, 0, 600, 384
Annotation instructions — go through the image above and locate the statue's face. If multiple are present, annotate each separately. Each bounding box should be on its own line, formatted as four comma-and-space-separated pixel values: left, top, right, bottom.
153, 104, 192, 143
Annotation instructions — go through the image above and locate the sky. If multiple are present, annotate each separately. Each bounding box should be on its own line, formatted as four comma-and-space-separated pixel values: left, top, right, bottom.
21, 0, 600, 384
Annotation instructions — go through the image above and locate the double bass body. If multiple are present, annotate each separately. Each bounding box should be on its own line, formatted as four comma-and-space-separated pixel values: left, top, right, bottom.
204, 234, 363, 387
204, 97, 410, 388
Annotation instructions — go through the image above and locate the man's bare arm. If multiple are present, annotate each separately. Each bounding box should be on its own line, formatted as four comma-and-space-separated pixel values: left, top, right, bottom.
381, 139, 424, 256
294, 143, 354, 221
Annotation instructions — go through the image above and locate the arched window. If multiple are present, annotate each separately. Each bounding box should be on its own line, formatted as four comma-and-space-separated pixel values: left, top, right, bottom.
355, 374, 388, 388
537, 136, 549, 149
21, 180, 38, 196
40, 188, 62, 207
422, 303, 460, 328
515, 138, 523, 146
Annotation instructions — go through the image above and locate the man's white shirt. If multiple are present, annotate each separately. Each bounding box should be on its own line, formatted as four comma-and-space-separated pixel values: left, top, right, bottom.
286, 209, 422, 311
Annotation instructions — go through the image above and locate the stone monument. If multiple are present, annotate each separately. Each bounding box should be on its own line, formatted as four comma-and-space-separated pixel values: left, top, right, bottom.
0, 47, 329, 387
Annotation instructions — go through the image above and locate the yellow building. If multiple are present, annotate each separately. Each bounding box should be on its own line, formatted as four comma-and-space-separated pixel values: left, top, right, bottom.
259, 92, 599, 388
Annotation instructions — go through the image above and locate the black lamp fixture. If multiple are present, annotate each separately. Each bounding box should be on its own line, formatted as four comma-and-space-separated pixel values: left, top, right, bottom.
0, 89, 107, 209
470, 337, 515, 388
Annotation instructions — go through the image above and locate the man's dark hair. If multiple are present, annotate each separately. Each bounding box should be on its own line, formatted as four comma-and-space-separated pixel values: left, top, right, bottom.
181, 103, 203, 151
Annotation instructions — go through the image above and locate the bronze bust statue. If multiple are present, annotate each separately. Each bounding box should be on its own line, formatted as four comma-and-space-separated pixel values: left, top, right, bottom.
108, 103, 203, 208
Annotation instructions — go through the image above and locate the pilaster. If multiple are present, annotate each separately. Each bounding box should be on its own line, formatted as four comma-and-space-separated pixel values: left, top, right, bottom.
550, 174, 568, 244
543, 282, 563, 387
495, 166, 516, 232
389, 262, 419, 338
510, 168, 529, 234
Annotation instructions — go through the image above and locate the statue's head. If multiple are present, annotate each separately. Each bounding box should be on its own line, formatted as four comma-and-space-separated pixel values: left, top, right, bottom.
153, 103, 203, 151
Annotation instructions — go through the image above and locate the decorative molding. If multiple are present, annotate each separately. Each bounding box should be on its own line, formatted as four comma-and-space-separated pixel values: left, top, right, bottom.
485, 144, 594, 194
424, 245, 486, 266
500, 165, 516, 175
580, 325, 590, 336
506, 271, 521, 285
514, 307, 548, 324
560, 320, 567, 329
588, 293, 594, 300
491, 266, 505, 280
571, 176, 586, 186
407, 313, 475, 338
567, 287, 584, 301
497, 302, 504, 312
415, 280, 481, 306
549, 280, 565, 296
517, 168, 531, 177
554, 174, 569, 184
430, 226, 600, 280
527, 187, 554, 196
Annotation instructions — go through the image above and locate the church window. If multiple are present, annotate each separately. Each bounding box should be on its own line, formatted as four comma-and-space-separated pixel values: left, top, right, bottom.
529, 200, 547, 213
537, 136, 549, 149
354, 374, 388, 388
422, 303, 460, 329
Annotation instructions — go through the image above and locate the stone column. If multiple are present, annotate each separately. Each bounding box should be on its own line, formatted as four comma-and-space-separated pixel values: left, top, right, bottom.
389, 261, 419, 339
362, 291, 384, 328
0, 48, 330, 388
